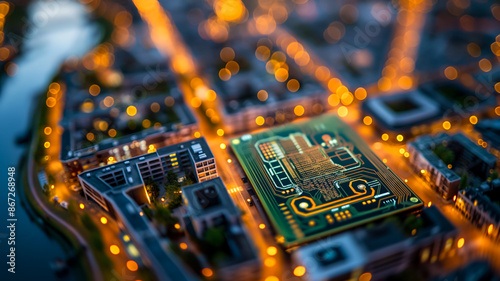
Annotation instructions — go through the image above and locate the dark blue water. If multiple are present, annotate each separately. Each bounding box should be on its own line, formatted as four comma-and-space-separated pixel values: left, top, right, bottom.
0, 1, 99, 280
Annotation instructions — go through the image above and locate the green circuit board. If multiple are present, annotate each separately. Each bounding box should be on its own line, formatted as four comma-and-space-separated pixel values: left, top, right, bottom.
231, 115, 423, 247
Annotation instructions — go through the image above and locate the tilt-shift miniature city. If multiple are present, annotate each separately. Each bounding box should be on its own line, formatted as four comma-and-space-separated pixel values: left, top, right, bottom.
0, 0, 500, 280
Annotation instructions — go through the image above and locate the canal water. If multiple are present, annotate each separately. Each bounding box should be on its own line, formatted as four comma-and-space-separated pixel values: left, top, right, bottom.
0, 1, 99, 280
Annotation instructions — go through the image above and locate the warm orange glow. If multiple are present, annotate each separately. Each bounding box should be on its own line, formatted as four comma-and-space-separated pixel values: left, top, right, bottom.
287, 79, 300, 92
315, 66, 330, 81
79, 203, 85, 210
256, 116, 265, 126
100, 217, 108, 224
479, 58, 492, 72
467, 43, 481, 57
487, 224, 494, 235
213, 0, 247, 23
442, 121, 451, 130
469, 115, 478, 125
255, 14, 276, 35
126, 106, 137, 116
264, 257, 276, 267
294, 105, 305, 117
44, 127, 52, 135
0, 47, 10, 61
259, 223, 266, 229
219, 68, 231, 81
427, 201, 432, 207
257, 90, 268, 101
337, 106, 348, 117
201, 268, 213, 277
217, 129, 225, 136
47, 82, 60, 94
255, 45, 271, 61
89, 84, 101, 96
396, 135, 404, 142
381, 134, 389, 141
108, 129, 117, 137
266, 246, 278, 256
220, 143, 226, 149
359, 272, 372, 281
293, 266, 306, 277
328, 78, 341, 92
275, 68, 289, 82
103, 96, 114, 107
340, 92, 354, 106
194, 131, 201, 138
220, 47, 235, 61
180, 243, 188, 250
226, 60, 240, 75
354, 87, 367, 100
191, 97, 202, 108
44, 142, 51, 148
457, 238, 465, 249
110, 245, 120, 255
174, 223, 181, 230
151, 102, 160, 113
328, 94, 340, 107
264, 276, 279, 281
363, 116, 372, 126
444, 66, 458, 80
378, 77, 391, 91
398, 75, 413, 90
81, 101, 94, 113
126, 260, 138, 271
46, 97, 57, 108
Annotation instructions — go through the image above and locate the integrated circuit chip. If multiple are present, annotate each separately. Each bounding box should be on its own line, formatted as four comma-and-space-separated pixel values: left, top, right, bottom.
231, 115, 423, 247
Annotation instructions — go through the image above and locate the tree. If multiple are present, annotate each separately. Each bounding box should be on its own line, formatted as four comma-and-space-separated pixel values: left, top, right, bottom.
433, 144, 455, 165
67, 200, 79, 219
166, 170, 179, 187
154, 204, 179, 232
47, 174, 56, 185
204, 227, 226, 248
81, 213, 98, 232
488, 170, 499, 181
170, 244, 202, 273
199, 226, 229, 264
181, 176, 194, 187
90, 233, 104, 251
403, 215, 423, 235
164, 183, 182, 210
42, 183, 52, 197
460, 174, 469, 190
145, 177, 160, 203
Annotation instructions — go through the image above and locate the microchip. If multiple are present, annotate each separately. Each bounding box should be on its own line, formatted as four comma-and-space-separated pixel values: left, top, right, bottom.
231, 115, 423, 247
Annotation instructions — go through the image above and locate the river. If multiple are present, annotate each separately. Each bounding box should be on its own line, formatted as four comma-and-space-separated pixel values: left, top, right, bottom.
0, 0, 99, 280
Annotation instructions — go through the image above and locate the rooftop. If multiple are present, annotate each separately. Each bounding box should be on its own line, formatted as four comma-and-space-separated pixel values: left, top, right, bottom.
181, 177, 238, 219
79, 137, 213, 194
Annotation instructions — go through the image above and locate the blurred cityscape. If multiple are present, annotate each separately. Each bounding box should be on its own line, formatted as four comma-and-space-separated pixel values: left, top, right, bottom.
0, 0, 499, 281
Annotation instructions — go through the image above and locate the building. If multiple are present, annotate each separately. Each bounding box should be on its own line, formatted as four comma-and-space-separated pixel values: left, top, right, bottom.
78, 137, 216, 212
474, 118, 500, 166
455, 179, 500, 242
431, 260, 500, 281
407, 133, 496, 200
181, 178, 260, 281
294, 206, 458, 281
209, 37, 327, 134
362, 89, 442, 134
60, 89, 198, 182
292, 233, 367, 281
77, 139, 217, 281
